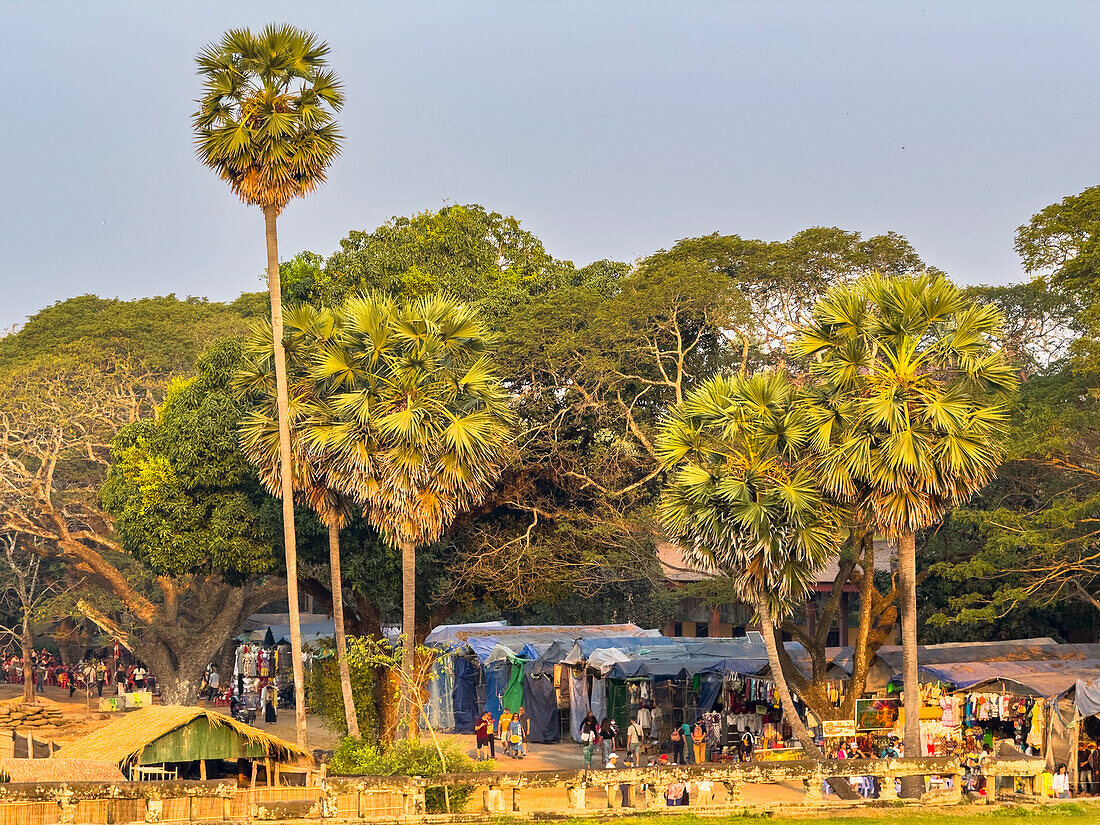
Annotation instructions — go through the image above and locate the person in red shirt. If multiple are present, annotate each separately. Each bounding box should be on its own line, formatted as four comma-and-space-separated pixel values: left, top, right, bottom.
475, 712, 495, 761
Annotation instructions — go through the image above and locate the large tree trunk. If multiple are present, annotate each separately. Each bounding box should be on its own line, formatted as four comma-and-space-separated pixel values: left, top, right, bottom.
758, 599, 821, 758
898, 527, 922, 798
264, 204, 308, 749
22, 615, 34, 704
329, 517, 360, 738
760, 600, 862, 800
400, 538, 417, 740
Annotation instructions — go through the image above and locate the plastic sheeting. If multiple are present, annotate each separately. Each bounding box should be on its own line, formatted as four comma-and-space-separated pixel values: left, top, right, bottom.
452, 655, 479, 733
1046, 697, 1077, 772
590, 676, 607, 722
697, 673, 724, 712
485, 660, 509, 719
569, 669, 588, 743
903, 659, 1100, 695
425, 656, 455, 731
503, 660, 525, 712
1076, 677, 1100, 717
522, 669, 560, 743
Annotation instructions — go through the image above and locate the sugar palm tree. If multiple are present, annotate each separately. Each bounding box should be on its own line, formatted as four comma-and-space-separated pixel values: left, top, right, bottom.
237, 305, 360, 738
792, 272, 1017, 788
657, 371, 837, 758
194, 24, 343, 746
306, 293, 513, 738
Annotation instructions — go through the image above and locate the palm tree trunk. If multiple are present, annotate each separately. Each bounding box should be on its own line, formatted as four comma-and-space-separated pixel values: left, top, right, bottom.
759, 600, 863, 800
757, 599, 822, 759
264, 204, 308, 750
328, 517, 360, 738
898, 527, 922, 798
400, 538, 417, 740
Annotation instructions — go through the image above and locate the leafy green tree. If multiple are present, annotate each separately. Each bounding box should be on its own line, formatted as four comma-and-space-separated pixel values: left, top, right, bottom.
792, 273, 1017, 791
308, 294, 513, 737
657, 371, 837, 757
0, 296, 280, 705
194, 23, 344, 746
237, 305, 361, 737
926, 353, 1100, 631
293, 205, 564, 318
102, 340, 279, 583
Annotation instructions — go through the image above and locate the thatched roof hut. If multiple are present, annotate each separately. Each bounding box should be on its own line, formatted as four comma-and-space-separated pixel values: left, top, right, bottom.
53, 706, 310, 774
0, 758, 125, 783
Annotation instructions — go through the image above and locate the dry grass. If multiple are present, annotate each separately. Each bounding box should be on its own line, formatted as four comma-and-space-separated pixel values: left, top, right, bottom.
52, 705, 311, 765
0, 757, 125, 782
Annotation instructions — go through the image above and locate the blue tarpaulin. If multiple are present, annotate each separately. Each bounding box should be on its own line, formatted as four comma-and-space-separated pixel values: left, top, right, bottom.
452, 656, 479, 733
484, 660, 509, 719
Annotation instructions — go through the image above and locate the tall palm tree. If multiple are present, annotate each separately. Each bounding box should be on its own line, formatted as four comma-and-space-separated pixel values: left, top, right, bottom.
194, 24, 343, 747
237, 305, 360, 738
307, 293, 513, 737
657, 371, 838, 758
792, 272, 1017, 789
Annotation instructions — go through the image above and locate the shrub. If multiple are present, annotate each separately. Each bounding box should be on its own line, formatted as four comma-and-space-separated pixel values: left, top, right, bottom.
328, 736, 492, 812
307, 643, 379, 739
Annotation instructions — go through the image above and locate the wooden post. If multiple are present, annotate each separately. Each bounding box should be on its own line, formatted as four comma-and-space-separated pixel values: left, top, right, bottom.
274, 763, 281, 787
265, 758, 273, 787
250, 760, 258, 791
1070, 719, 1080, 795
199, 760, 207, 781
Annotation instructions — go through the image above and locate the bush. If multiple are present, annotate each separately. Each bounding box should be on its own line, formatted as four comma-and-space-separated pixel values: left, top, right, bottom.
307, 644, 379, 739
328, 737, 492, 812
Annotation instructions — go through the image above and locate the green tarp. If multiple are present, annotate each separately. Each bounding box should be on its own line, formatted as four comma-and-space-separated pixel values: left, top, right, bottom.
503, 659, 525, 712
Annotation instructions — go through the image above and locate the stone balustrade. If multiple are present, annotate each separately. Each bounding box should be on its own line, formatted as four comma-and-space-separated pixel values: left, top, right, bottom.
0, 755, 1051, 823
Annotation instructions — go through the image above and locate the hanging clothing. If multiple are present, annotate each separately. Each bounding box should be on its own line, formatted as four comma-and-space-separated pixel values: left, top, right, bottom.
569, 670, 589, 743
589, 676, 607, 723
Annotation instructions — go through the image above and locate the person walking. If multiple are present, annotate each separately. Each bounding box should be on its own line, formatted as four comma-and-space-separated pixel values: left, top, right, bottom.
680, 721, 695, 764
600, 716, 618, 765
82, 661, 96, 699
261, 682, 278, 724
508, 711, 526, 759
95, 660, 107, 697
498, 709, 514, 758
670, 720, 685, 765
692, 722, 707, 764
580, 711, 599, 769
207, 667, 220, 701
475, 712, 493, 761
627, 717, 645, 767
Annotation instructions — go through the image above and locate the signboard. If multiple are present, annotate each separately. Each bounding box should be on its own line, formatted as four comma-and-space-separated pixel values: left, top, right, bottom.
855, 697, 902, 731
822, 719, 856, 739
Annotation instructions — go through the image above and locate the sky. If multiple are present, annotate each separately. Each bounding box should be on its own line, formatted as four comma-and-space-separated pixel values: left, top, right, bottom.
2, 1, 1099, 331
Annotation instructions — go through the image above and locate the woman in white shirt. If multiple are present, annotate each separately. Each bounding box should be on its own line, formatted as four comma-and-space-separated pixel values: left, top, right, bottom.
1052, 764, 1070, 799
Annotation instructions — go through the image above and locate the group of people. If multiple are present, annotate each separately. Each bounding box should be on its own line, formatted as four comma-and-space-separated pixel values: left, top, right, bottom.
474, 707, 530, 760
2, 651, 150, 698
577, 710, 746, 770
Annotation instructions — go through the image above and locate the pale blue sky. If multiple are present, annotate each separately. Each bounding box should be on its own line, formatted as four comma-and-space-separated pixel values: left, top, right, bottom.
2, 1, 1098, 330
